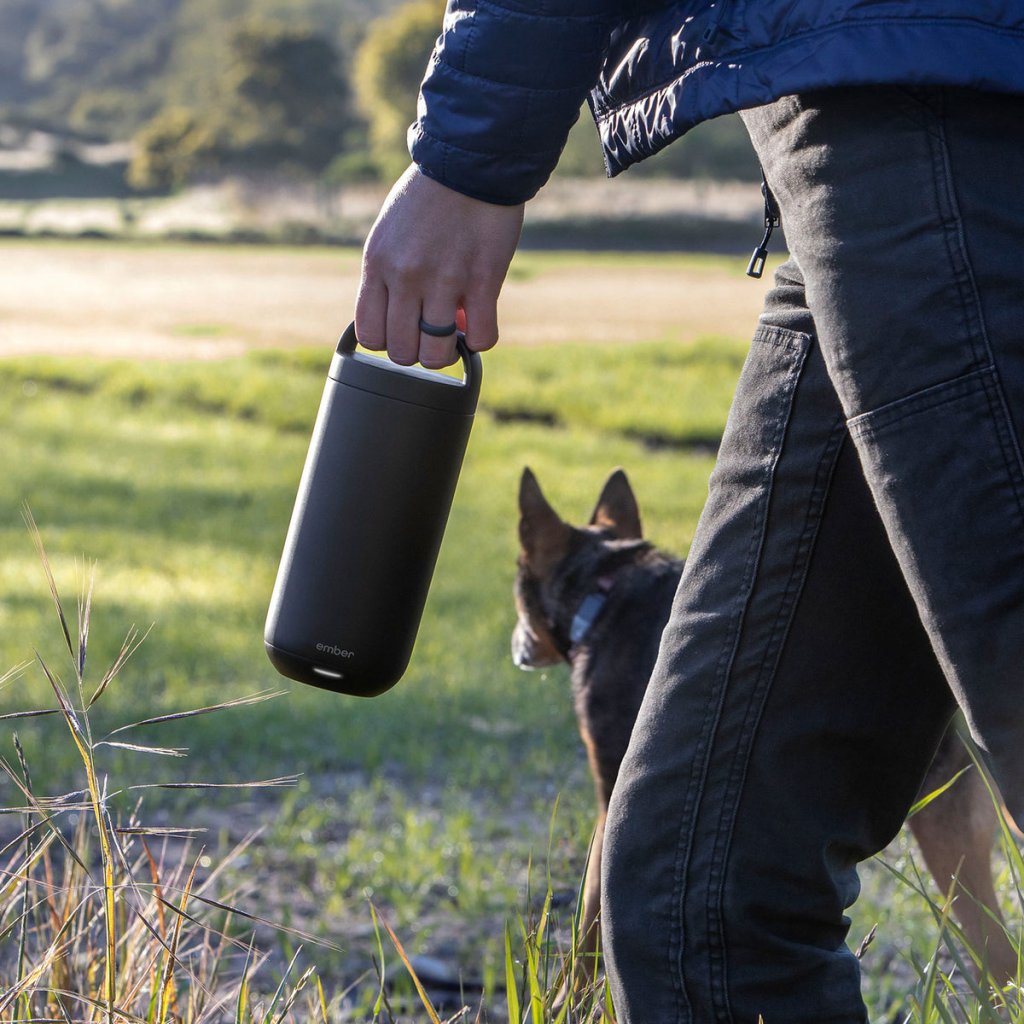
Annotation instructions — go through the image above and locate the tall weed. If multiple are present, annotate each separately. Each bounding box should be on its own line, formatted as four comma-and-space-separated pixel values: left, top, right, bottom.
0, 515, 334, 1022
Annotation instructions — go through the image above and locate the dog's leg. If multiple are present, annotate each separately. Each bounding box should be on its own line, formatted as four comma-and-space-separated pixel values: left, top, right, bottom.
578, 810, 605, 980
909, 733, 1017, 983
555, 810, 606, 1011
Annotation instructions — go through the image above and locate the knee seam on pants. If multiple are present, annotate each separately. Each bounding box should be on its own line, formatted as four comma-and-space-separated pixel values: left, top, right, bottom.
705, 421, 848, 1022
667, 496, 774, 1022
661, 327, 827, 1023
667, 328, 811, 1023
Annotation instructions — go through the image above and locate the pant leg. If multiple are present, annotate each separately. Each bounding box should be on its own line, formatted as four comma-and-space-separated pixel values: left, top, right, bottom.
602, 260, 957, 1024
742, 86, 1024, 823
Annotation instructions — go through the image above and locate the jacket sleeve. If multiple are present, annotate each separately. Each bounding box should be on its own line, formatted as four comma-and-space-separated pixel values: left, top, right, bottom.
408, 0, 620, 206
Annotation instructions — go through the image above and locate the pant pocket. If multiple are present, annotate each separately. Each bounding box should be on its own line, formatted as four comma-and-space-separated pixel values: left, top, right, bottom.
847, 365, 1024, 820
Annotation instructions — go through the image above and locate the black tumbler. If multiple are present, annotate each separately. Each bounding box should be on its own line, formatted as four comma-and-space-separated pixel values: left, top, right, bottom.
265, 321, 481, 696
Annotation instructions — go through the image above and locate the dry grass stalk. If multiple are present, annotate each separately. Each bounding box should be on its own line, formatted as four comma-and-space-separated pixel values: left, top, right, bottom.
0, 513, 336, 1022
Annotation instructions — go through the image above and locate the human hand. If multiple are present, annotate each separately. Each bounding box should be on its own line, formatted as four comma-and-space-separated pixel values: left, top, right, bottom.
355, 163, 525, 368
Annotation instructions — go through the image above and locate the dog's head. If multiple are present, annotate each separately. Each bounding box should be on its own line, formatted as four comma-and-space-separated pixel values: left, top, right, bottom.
512, 467, 645, 670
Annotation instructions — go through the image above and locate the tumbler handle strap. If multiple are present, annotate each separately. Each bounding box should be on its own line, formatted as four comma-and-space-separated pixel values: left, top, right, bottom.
339, 322, 479, 389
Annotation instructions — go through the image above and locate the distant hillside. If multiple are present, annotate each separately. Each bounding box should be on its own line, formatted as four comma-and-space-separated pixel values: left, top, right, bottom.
0, 0, 402, 141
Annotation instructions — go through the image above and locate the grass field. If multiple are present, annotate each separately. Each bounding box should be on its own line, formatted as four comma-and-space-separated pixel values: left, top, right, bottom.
0, 239, 1017, 1021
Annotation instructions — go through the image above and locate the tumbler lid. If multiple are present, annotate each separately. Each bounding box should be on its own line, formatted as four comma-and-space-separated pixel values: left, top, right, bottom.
328, 322, 482, 414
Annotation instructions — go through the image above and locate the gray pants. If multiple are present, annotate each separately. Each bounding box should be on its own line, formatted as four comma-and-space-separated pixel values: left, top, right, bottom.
602, 87, 1024, 1023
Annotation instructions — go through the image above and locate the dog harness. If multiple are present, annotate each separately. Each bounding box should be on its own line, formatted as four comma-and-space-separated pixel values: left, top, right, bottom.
569, 575, 616, 648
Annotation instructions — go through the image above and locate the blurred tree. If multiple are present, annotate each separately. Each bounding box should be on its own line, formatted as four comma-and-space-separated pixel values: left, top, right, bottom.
217, 19, 350, 173
354, 0, 440, 180
129, 19, 350, 187
67, 27, 177, 138
20, 0, 179, 132
0, 0, 49, 105
0, 0, 392, 141
126, 107, 217, 190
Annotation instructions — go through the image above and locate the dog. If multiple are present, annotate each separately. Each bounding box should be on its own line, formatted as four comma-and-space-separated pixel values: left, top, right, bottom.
513, 466, 1016, 992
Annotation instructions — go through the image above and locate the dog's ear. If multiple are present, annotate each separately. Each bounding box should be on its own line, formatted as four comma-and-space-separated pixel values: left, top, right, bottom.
519, 467, 571, 571
589, 468, 643, 539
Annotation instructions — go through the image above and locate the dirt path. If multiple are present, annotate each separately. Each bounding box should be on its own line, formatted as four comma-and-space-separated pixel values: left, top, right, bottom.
0, 240, 772, 359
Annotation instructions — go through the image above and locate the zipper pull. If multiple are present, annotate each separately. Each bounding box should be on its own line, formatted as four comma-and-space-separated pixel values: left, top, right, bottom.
747, 171, 780, 279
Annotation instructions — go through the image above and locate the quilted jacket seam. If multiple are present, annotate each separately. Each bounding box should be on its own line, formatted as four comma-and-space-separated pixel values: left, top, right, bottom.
428, 53, 596, 97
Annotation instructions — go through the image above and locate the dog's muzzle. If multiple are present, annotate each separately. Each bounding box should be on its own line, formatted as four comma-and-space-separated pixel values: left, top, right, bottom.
511, 621, 562, 670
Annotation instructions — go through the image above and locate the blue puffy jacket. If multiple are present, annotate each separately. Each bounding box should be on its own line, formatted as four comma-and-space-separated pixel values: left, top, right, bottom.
409, 1, 1024, 205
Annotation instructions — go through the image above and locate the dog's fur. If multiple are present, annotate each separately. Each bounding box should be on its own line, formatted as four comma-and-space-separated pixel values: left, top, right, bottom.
513, 466, 1016, 990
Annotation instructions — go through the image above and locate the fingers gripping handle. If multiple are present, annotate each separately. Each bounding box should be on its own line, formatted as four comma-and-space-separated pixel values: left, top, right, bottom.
341, 321, 480, 389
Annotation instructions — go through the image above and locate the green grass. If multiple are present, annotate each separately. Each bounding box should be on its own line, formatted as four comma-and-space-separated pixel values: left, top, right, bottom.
0, 339, 728, 794
1, 315, 1020, 1022
484, 336, 747, 448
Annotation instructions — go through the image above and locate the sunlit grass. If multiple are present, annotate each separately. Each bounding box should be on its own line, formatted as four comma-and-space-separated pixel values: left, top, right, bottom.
0, 526, 336, 1022
0, 340, 719, 793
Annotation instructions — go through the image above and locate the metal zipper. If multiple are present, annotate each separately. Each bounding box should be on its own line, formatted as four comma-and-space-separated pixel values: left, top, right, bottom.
746, 168, 781, 279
